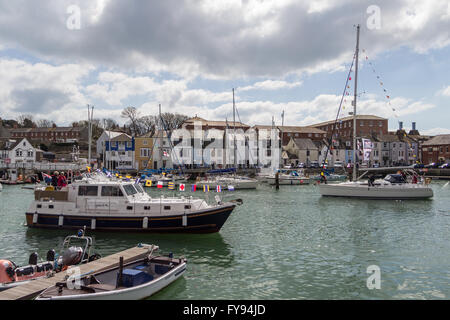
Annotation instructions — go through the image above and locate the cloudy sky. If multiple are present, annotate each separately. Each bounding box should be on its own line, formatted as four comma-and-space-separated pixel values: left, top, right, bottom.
0, 0, 449, 134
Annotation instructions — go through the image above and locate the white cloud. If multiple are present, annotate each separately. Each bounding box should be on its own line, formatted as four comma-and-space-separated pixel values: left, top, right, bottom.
0, 0, 448, 79
0, 59, 92, 121
421, 127, 450, 135
239, 80, 303, 91
437, 85, 450, 96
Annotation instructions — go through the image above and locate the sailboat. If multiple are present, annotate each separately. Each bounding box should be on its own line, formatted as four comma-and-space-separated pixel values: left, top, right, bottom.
318, 25, 433, 199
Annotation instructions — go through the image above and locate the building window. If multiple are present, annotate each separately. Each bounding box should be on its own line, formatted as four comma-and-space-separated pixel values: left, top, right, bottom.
360, 121, 364, 126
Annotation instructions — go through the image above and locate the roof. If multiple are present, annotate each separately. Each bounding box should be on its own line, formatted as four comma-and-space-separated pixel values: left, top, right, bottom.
422, 134, 450, 146
0, 138, 32, 151
183, 117, 249, 128
102, 130, 127, 139
292, 138, 318, 150
310, 115, 387, 127
253, 125, 326, 134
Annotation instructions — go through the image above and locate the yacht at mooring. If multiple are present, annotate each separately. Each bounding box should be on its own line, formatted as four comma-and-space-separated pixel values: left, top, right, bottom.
26, 173, 241, 233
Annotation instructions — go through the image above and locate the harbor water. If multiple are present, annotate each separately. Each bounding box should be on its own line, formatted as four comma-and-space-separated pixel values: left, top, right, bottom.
0, 182, 449, 299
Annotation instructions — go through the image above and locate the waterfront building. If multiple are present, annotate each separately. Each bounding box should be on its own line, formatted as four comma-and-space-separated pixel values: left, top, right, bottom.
134, 134, 154, 171
0, 138, 41, 166
284, 137, 320, 167
96, 131, 136, 170
421, 134, 450, 164
310, 115, 388, 140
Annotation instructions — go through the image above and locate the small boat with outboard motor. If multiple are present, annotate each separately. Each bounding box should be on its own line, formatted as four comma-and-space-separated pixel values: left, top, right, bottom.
0, 229, 100, 291
35, 244, 186, 300
26, 172, 242, 233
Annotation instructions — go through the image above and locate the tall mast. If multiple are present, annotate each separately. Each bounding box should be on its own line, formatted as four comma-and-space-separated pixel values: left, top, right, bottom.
87, 104, 94, 167
352, 24, 360, 181
233, 88, 236, 169
159, 104, 162, 170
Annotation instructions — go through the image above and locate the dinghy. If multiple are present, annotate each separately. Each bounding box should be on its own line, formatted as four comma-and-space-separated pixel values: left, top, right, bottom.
36, 246, 186, 300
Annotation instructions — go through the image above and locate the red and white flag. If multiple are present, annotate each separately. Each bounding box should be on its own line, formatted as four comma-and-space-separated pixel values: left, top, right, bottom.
157, 181, 163, 189
179, 183, 185, 192
216, 185, 221, 193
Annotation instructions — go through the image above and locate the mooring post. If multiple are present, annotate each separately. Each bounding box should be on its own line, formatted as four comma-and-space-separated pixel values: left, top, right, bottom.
275, 172, 279, 190
117, 256, 124, 288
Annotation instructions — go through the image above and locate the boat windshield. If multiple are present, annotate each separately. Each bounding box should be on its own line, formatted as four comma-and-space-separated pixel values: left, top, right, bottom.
135, 184, 145, 194
123, 184, 138, 196
384, 174, 406, 184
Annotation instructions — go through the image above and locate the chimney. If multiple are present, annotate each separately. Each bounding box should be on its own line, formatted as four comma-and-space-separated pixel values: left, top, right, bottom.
412, 122, 416, 131
399, 121, 403, 130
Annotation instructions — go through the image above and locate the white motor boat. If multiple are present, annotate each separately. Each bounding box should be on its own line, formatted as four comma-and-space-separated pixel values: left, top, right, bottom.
267, 171, 310, 185
36, 245, 186, 300
319, 173, 433, 199
26, 172, 241, 233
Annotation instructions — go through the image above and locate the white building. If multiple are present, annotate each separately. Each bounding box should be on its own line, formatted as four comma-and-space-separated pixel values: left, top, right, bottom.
96, 131, 136, 170
0, 138, 38, 165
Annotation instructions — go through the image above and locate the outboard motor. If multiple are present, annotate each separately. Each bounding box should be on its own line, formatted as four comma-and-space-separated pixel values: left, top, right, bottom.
29, 252, 39, 265
62, 247, 83, 266
0, 260, 16, 283
46, 249, 56, 262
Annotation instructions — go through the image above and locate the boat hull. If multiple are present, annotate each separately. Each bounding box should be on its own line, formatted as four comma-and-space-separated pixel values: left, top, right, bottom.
36, 261, 187, 300
196, 180, 258, 190
25, 204, 236, 233
319, 183, 434, 199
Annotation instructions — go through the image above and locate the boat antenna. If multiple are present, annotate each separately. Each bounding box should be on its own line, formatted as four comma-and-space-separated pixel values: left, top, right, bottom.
352, 24, 360, 182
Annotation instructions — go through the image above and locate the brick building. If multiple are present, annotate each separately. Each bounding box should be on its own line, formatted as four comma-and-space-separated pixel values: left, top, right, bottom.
9, 126, 88, 143
310, 115, 388, 140
421, 135, 450, 164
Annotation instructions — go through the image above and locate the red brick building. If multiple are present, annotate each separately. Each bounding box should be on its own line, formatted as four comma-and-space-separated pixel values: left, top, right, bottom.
252, 125, 327, 145
310, 115, 388, 139
9, 126, 88, 143
421, 135, 450, 164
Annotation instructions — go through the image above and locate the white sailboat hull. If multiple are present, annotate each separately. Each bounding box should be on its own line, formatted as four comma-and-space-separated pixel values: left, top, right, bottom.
319, 183, 433, 199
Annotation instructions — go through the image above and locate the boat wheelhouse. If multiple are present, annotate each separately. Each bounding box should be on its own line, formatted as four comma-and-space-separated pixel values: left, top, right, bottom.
26, 174, 240, 233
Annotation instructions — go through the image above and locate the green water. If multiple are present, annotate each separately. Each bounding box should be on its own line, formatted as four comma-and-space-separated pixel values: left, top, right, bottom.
0, 182, 449, 299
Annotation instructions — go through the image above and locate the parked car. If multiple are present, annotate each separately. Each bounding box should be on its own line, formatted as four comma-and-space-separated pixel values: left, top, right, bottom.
412, 163, 425, 169
297, 162, 306, 168
439, 163, 450, 169
372, 163, 380, 168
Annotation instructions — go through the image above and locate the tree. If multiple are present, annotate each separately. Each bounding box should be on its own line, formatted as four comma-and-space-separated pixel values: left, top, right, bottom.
37, 119, 55, 128
16, 114, 35, 128
121, 107, 141, 136
159, 113, 189, 133
101, 118, 119, 131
